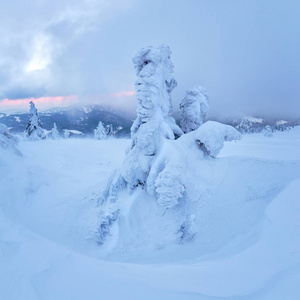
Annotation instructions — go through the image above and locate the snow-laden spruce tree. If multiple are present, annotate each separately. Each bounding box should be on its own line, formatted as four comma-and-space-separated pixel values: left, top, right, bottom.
102, 45, 183, 202
26, 101, 45, 140
180, 86, 209, 133
51, 123, 60, 140
0, 123, 22, 156
94, 121, 107, 140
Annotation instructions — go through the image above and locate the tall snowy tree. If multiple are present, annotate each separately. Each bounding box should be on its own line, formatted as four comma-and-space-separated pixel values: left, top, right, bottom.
102, 44, 183, 202
26, 101, 45, 140
94, 121, 107, 140
180, 85, 209, 133
51, 123, 60, 140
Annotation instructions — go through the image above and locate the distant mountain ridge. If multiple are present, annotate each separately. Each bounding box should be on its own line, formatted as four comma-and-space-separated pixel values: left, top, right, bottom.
0, 104, 133, 137
0, 104, 299, 137
210, 114, 300, 133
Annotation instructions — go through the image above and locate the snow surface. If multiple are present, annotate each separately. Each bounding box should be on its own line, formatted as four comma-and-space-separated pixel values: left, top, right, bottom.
1, 127, 300, 299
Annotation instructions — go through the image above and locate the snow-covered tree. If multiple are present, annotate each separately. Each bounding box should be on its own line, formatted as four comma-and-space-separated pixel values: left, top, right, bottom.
236, 116, 263, 134
0, 123, 22, 156
63, 129, 71, 139
96, 45, 241, 244
102, 44, 183, 202
105, 124, 114, 137
94, 121, 107, 140
262, 125, 273, 137
180, 86, 209, 133
51, 123, 60, 140
26, 101, 45, 140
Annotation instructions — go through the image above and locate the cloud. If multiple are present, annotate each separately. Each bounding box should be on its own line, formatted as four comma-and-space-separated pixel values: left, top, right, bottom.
0, 90, 136, 115
0, 0, 134, 99
1, 0, 299, 119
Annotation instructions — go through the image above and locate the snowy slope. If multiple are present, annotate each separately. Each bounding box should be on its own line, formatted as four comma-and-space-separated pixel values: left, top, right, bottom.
1, 127, 300, 299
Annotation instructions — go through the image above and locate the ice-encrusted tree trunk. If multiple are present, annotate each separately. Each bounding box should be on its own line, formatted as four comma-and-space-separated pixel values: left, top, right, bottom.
180, 86, 209, 133
26, 101, 45, 140
105, 124, 114, 137
51, 123, 59, 140
103, 44, 183, 202
94, 121, 107, 140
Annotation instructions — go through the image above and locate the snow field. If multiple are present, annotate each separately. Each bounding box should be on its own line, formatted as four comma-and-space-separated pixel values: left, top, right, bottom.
1, 127, 300, 299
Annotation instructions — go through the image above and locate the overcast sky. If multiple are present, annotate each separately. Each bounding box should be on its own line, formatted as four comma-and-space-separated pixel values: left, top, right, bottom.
0, 0, 299, 119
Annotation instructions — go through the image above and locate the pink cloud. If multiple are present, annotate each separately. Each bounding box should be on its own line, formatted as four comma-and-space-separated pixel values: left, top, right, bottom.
108, 91, 136, 98
0, 95, 78, 107
0, 95, 79, 113
0, 90, 136, 114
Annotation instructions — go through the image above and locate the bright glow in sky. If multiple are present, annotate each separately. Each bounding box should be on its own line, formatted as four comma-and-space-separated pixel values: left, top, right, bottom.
0, 0, 299, 119
25, 35, 52, 72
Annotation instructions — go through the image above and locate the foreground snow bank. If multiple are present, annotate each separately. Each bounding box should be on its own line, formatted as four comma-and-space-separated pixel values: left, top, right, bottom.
1, 127, 300, 299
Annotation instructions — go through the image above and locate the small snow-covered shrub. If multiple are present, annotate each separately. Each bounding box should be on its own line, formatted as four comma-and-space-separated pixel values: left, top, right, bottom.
94, 121, 107, 140
180, 86, 209, 133
0, 123, 22, 156
263, 125, 273, 137
51, 123, 60, 140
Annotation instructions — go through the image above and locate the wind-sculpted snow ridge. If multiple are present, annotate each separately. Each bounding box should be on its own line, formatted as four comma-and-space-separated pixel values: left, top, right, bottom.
179, 121, 242, 158
0, 123, 22, 156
